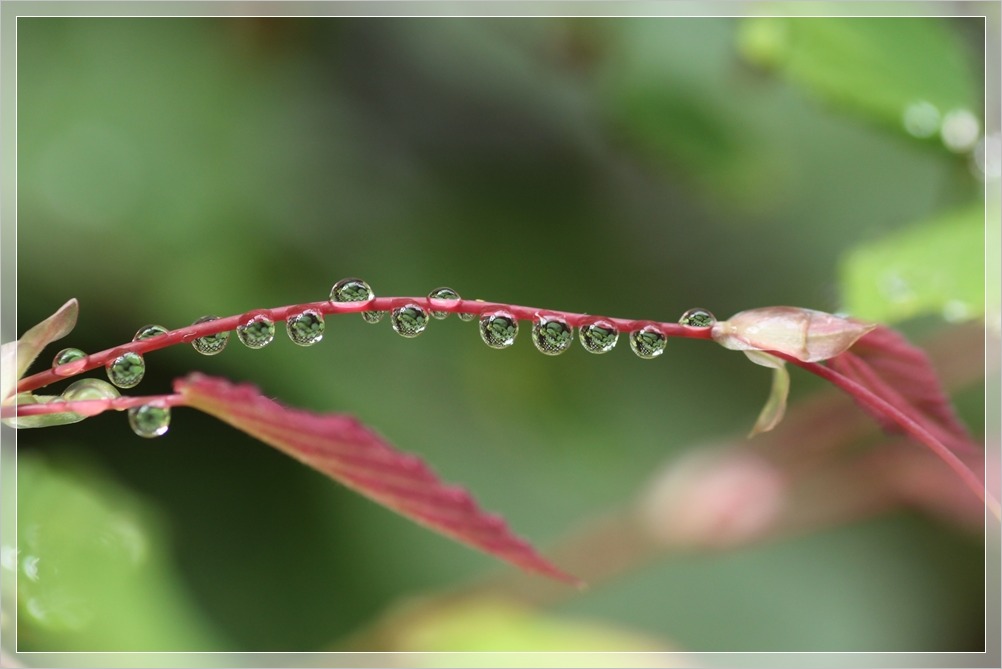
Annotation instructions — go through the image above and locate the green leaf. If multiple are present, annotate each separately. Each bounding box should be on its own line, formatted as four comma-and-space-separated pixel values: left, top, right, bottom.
377, 595, 671, 652
839, 204, 984, 323
1, 298, 78, 401
737, 17, 978, 135
14, 453, 224, 651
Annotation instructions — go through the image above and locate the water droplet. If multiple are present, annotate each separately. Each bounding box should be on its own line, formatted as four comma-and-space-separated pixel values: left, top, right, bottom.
579, 320, 618, 354
630, 325, 667, 359
329, 277, 383, 324
330, 277, 375, 304
105, 351, 145, 388
61, 378, 120, 401
133, 324, 168, 341
902, 100, 940, 138
128, 404, 171, 438
52, 348, 85, 368
532, 315, 573, 355
235, 312, 275, 349
191, 316, 230, 355
457, 311, 476, 322
679, 308, 716, 328
286, 309, 325, 346
427, 287, 461, 319
391, 304, 429, 338
479, 310, 518, 349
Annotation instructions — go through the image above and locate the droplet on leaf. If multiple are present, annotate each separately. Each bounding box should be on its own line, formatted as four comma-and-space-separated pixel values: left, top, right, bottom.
286, 309, 325, 346
479, 311, 518, 349
128, 404, 170, 438
391, 304, 429, 338
679, 308, 716, 328
105, 351, 145, 388
191, 316, 230, 356
629, 326, 667, 359
532, 315, 573, 356
579, 320, 619, 354
236, 312, 275, 349
427, 287, 461, 320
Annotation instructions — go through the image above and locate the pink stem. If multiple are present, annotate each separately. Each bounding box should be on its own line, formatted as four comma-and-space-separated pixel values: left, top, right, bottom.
3, 393, 187, 420
783, 355, 999, 521
15, 296, 714, 395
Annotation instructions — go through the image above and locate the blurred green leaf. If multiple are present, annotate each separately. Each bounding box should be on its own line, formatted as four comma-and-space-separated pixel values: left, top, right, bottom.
839, 204, 984, 323
367, 595, 672, 653
16, 452, 224, 651
738, 17, 978, 136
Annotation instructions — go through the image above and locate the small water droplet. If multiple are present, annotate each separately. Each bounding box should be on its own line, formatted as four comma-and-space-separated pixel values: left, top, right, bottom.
679, 308, 716, 328
191, 316, 230, 355
61, 378, 120, 401
52, 348, 86, 368
330, 277, 375, 304
427, 287, 461, 319
128, 404, 170, 438
391, 304, 429, 338
579, 320, 619, 354
286, 309, 325, 346
457, 312, 476, 322
480, 310, 518, 349
105, 351, 145, 388
330, 277, 383, 324
133, 324, 169, 341
532, 315, 573, 355
630, 325, 667, 359
235, 312, 275, 349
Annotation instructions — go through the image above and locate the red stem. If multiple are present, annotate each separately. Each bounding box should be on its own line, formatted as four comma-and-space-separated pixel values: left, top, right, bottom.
15, 296, 714, 395
2, 393, 187, 420
782, 355, 999, 521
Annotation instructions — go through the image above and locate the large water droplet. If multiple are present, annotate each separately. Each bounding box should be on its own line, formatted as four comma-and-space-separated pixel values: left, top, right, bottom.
286, 309, 325, 346
61, 378, 120, 401
330, 277, 375, 304
105, 351, 145, 388
391, 304, 429, 338
480, 310, 518, 349
532, 315, 573, 355
191, 316, 230, 355
52, 348, 86, 368
330, 277, 383, 324
679, 308, 716, 328
579, 320, 618, 354
133, 324, 169, 341
941, 108, 980, 153
128, 404, 171, 438
630, 325, 667, 359
427, 287, 461, 320
236, 312, 275, 349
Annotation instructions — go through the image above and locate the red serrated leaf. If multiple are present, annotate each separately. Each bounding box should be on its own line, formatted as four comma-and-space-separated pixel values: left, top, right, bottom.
827, 325, 975, 454
174, 373, 579, 585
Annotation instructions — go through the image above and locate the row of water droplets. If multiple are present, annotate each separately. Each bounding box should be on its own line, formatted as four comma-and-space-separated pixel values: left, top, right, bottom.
47, 277, 716, 438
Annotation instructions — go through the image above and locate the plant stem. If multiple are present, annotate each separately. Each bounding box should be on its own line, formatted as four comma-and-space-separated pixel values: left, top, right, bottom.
15, 296, 714, 395
2, 393, 186, 420
786, 356, 1000, 521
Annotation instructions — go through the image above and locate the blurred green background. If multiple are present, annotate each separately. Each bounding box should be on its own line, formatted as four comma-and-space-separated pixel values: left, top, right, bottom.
8, 15, 990, 655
